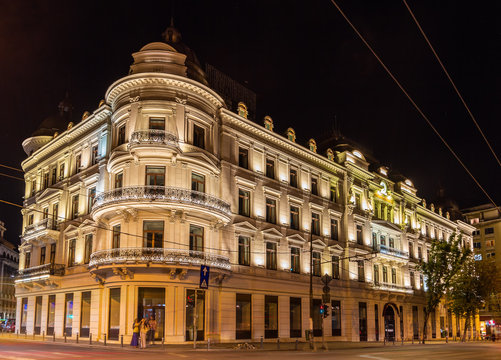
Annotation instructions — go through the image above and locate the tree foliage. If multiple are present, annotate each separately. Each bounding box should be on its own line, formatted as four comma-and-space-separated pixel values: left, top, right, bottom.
418, 234, 470, 343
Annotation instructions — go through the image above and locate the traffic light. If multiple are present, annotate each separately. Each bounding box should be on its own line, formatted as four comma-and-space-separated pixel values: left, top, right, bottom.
319, 304, 325, 316
323, 304, 329, 318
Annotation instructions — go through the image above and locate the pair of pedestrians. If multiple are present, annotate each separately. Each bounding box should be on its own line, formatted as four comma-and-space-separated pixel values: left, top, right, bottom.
130, 315, 157, 349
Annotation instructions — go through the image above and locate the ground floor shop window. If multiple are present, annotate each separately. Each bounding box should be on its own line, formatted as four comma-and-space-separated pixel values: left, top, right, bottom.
265, 295, 278, 338
359, 302, 367, 341
47, 295, 55, 336
20, 298, 28, 334
138, 287, 165, 340
34, 296, 42, 335
412, 306, 419, 340
290, 297, 301, 338
108, 289, 120, 340
313, 298, 323, 337
236, 294, 251, 339
80, 291, 91, 338
331, 300, 341, 336
186, 290, 205, 341
375, 304, 379, 341
64, 294, 73, 337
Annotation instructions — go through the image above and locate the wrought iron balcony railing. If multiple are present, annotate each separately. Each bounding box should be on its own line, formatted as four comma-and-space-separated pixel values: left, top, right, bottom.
89, 247, 231, 270
24, 218, 58, 236
15, 263, 65, 282
371, 281, 413, 294
128, 130, 178, 149
377, 244, 408, 259
92, 186, 232, 218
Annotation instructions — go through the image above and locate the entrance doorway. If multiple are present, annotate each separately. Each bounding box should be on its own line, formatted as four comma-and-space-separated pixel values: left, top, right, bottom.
384, 305, 396, 341
138, 288, 165, 340
186, 289, 205, 341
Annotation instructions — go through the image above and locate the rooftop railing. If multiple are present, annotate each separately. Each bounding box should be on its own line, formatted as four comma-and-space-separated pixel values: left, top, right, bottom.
89, 247, 231, 270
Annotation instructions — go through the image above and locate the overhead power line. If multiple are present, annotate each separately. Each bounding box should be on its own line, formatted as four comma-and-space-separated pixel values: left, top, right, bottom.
329, 0, 501, 214
0, 163, 23, 173
402, 0, 501, 169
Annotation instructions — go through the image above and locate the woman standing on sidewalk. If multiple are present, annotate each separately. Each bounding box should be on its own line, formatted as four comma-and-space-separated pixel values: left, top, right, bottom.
139, 318, 149, 349
130, 318, 140, 348
148, 315, 157, 345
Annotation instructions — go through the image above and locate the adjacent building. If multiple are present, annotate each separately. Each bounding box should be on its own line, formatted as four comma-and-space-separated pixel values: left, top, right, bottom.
15, 23, 475, 343
0, 221, 19, 321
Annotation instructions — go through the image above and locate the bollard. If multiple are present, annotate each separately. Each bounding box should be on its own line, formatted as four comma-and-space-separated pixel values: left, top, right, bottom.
33, 332, 35, 340
104, 333, 107, 346
162, 337, 164, 350
207, 338, 210, 351
64, 332, 67, 343
76, 332, 79, 344
277, 338, 280, 350
401, 336, 404, 345
90, 333, 92, 345
260, 335, 263, 349
42, 331, 45, 342
121, 334, 123, 347
25, 332, 27, 339
16, 331, 18, 339
53, 332, 55, 342
295, 339, 298, 351
384, 336, 386, 346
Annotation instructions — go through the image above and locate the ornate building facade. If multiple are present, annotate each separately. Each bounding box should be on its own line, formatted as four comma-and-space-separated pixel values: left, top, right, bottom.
16, 24, 475, 343
0, 221, 18, 321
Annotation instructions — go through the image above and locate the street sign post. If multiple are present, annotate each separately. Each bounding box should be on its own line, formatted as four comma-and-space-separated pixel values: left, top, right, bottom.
200, 265, 210, 289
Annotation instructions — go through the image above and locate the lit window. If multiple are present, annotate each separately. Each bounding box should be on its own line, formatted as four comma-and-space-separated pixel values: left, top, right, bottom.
189, 225, 204, 252
266, 159, 275, 179
191, 173, 205, 193
149, 117, 165, 130
331, 219, 339, 241
238, 189, 251, 217
144, 221, 164, 248
289, 169, 298, 188
266, 198, 277, 224
146, 166, 165, 186
313, 252, 321, 276
290, 206, 300, 230
238, 148, 249, 169
291, 247, 300, 273
311, 177, 318, 196
238, 236, 250, 266
193, 124, 205, 149
312, 213, 320, 236
266, 242, 277, 270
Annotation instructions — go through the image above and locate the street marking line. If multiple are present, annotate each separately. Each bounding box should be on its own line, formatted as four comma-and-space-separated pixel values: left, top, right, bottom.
167, 353, 189, 358
359, 355, 390, 360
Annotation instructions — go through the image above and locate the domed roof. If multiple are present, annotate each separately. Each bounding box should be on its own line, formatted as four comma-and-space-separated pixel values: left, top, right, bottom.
31, 95, 73, 137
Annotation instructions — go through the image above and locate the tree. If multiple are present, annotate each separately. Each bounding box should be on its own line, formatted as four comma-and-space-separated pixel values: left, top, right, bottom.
418, 234, 470, 344
448, 257, 499, 341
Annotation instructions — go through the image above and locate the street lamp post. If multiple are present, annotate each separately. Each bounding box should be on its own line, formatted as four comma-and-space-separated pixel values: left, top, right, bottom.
309, 220, 314, 350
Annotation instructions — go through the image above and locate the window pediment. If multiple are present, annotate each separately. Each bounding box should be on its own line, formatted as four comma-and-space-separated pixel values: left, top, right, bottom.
262, 227, 283, 241
233, 221, 258, 235
286, 234, 306, 246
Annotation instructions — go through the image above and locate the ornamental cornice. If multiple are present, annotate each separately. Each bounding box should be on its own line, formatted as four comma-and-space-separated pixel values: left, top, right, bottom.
105, 73, 224, 109
220, 109, 346, 177
22, 106, 111, 171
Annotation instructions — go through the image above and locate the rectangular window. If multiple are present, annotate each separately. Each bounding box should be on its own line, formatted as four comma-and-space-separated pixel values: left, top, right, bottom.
355, 193, 361, 209
290, 206, 300, 230
311, 177, 318, 195
383, 266, 388, 283
145, 166, 165, 186
112, 225, 121, 249
264, 295, 278, 338
117, 125, 126, 145
115, 172, 123, 188
238, 147, 248, 169
59, 163, 65, 180
88, 187, 96, 213
265, 158, 275, 179
313, 252, 321, 276
193, 124, 205, 149
238, 189, 250, 217
291, 247, 300, 273
357, 260, 365, 282
265, 198, 277, 224
330, 219, 339, 241
289, 169, 298, 187
313, 298, 322, 337
359, 302, 367, 341
51, 167, 57, 184
380, 235, 386, 246
30, 180, 36, 196
356, 224, 363, 245
485, 227, 494, 235
84, 234, 93, 264
42, 208, 48, 221
331, 300, 341, 336
43, 172, 49, 189
332, 256, 340, 279
266, 242, 277, 270
28, 214, 34, 225
389, 237, 395, 248
412, 306, 419, 340
236, 294, 251, 339
47, 295, 56, 336
410, 271, 415, 288
40, 246, 46, 265
374, 304, 379, 342
238, 236, 250, 266
418, 246, 423, 260
391, 268, 397, 284
191, 173, 205, 192
68, 239, 76, 266
34, 296, 42, 335
52, 203, 59, 228
91, 145, 99, 165
185, 289, 205, 341
372, 232, 377, 249
189, 225, 204, 252
408, 242, 414, 259
71, 195, 79, 219
64, 293, 74, 337
143, 221, 164, 248
75, 154, 81, 174
108, 288, 120, 340
420, 274, 424, 289
373, 264, 379, 284
312, 213, 320, 236
24, 252, 31, 269
80, 291, 91, 338
49, 244, 56, 264
330, 185, 337, 202
290, 297, 302, 338
149, 117, 165, 130
21, 298, 28, 333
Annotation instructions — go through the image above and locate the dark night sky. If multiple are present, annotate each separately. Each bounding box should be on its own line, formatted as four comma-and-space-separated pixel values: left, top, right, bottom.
1, 0, 500, 245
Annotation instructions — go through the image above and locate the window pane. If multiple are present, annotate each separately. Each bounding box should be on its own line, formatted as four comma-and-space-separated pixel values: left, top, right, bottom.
80, 292, 91, 337
146, 166, 165, 186
265, 295, 278, 338
189, 225, 204, 252
191, 173, 205, 192
143, 221, 164, 248
331, 300, 341, 336
64, 293, 74, 336
290, 297, 302, 338
266, 242, 277, 270
149, 117, 165, 130
109, 288, 120, 340
238, 236, 250, 266
236, 294, 251, 339
238, 148, 248, 169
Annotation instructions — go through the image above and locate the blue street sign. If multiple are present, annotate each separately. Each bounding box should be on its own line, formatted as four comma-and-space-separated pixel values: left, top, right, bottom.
200, 265, 210, 289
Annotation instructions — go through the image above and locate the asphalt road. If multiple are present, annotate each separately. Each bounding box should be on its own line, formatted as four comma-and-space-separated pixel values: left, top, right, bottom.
0, 339, 500, 360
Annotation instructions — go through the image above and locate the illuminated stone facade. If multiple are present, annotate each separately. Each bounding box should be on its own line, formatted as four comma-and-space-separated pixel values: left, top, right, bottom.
16, 25, 476, 343
0, 221, 18, 321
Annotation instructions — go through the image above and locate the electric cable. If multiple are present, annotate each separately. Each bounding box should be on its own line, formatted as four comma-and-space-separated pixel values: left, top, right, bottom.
0, 163, 23, 173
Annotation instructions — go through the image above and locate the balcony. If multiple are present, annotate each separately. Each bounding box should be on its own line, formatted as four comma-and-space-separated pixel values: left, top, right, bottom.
92, 186, 232, 223
15, 263, 65, 284
128, 130, 179, 150
371, 281, 413, 294
22, 218, 59, 242
378, 244, 408, 259
89, 247, 231, 271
